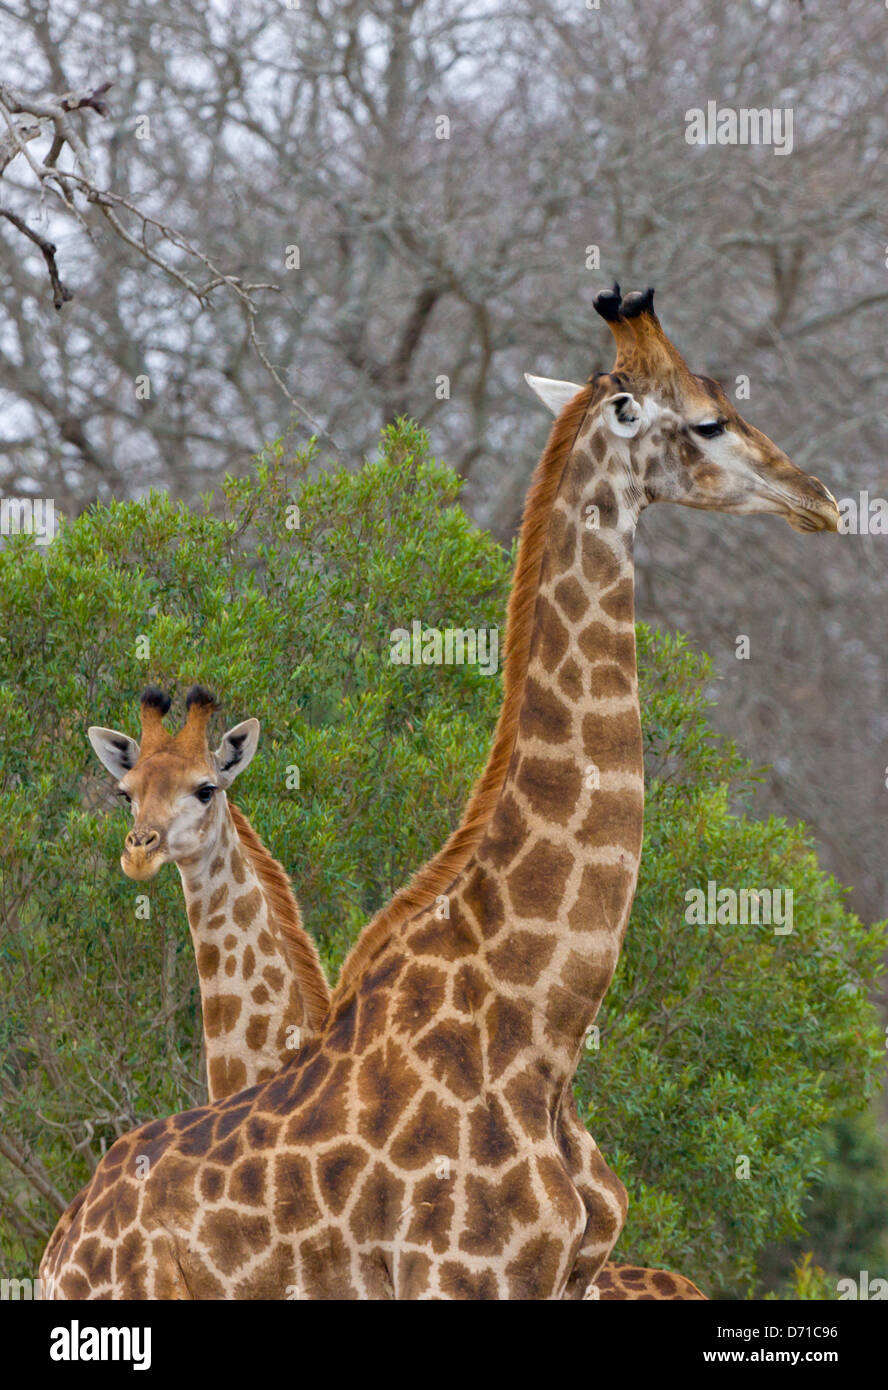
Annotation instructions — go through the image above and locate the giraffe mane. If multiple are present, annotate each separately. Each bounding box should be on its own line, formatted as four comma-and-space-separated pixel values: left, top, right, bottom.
227, 801, 331, 1028
333, 380, 599, 998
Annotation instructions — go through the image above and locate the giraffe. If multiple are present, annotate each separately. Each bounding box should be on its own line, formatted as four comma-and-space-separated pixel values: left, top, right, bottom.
42, 285, 838, 1299
39, 686, 332, 1286
86, 685, 330, 1100
329, 281, 839, 1297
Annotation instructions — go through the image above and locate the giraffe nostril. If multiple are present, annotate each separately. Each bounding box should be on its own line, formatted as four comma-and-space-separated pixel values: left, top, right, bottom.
126, 828, 161, 851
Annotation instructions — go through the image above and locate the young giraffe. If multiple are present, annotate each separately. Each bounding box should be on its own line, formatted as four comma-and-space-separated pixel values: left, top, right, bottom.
39, 686, 332, 1284
86, 685, 330, 1099
42, 286, 837, 1299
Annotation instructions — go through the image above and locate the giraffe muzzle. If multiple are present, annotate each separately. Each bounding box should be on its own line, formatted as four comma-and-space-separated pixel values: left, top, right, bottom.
122, 828, 165, 880
759, 469, 840, 534
785, 481, 840, 534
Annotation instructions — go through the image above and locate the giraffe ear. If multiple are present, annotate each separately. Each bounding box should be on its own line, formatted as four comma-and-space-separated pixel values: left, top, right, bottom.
601, 392, 645, 438
524, 373, 584, 416
213, 718, 260, 787
88, 727, 140, 780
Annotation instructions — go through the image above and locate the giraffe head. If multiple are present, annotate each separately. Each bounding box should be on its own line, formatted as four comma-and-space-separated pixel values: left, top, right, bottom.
525, 283, 839, 533
87, 686, 259, 881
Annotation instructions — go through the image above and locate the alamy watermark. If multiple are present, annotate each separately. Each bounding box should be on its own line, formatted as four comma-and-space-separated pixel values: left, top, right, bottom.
390, 620, 499, 676
837, 492, 888, 535
0, 496, 55, 546
685, 102, 793, 156
685, 880, 794, 935
1, 1274, 55, 1299
50, 1320, 152, 1370
836, 1270, 888, 1300
2, 1276, 152, 1369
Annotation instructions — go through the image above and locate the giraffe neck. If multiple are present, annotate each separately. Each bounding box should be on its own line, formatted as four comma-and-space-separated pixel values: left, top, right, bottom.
459, 413, 645, 1098
177, 803, 317, 1099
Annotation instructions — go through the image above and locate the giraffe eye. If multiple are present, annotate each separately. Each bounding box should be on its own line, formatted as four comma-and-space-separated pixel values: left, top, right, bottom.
195, 785, 216, 805
692, 420, 725, 439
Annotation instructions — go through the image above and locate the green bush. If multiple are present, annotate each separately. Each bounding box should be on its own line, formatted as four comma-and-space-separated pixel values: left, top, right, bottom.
0, 421, 884, 1294
756, 1110, 888, 1296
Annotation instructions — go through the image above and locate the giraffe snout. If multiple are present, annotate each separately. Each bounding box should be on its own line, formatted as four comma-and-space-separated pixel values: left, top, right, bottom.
121, 826, 165, 880
764, 456, 841, 534
784, 473, 840, 533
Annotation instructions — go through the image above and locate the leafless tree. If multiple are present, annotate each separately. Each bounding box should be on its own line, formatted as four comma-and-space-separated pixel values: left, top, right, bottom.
1, 0, 887, 930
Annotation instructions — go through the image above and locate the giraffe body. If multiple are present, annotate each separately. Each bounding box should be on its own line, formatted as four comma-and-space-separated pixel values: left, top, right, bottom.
591, 1264, 706, 1300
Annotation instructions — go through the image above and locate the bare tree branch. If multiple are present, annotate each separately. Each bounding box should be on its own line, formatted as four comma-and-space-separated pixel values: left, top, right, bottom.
0, 205, 71, 308
0, 79, 335, 443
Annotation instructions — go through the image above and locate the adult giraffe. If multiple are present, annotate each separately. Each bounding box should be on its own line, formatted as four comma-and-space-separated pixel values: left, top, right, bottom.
43, 286, 837, 1298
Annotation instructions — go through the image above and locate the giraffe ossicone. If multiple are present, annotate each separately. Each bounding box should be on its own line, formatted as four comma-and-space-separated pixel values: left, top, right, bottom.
43, 287, 838, 1298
